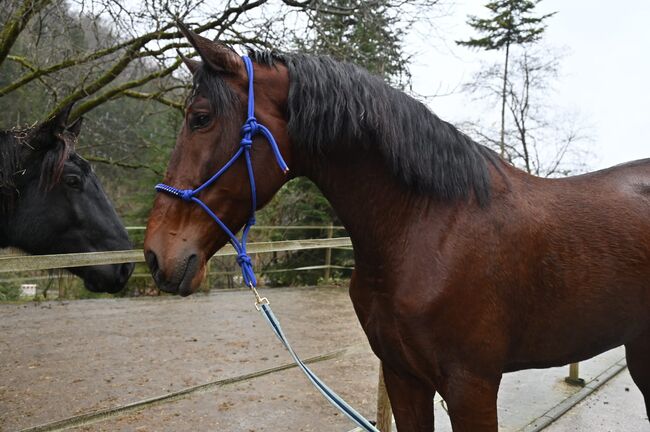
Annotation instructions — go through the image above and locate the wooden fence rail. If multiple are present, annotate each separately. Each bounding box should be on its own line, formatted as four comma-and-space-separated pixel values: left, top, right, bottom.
0, 237, 353, 273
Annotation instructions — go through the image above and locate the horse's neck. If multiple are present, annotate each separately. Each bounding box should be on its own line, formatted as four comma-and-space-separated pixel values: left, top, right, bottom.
300, 151, 454, 270
297, 145, 518, 277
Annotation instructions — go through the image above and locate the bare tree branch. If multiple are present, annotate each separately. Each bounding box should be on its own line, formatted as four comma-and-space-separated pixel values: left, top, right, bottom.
0, 0, 54, 66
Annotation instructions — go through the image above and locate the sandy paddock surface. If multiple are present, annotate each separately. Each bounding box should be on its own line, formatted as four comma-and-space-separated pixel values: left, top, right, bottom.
1, 286, 647, 432
1, 286, 379, 432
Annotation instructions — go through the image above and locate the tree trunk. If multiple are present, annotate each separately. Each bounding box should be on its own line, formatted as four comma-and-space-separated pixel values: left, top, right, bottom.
499, 42, 510, 158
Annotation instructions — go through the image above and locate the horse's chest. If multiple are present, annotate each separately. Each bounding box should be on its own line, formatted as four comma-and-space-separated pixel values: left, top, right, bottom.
350, 283, 436, 378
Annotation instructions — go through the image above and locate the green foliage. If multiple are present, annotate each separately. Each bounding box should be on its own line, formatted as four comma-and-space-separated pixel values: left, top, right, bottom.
297, 0, 410, 87
257, 178, 352, 286
457, 0, 555, 50
0, 281, 21, 301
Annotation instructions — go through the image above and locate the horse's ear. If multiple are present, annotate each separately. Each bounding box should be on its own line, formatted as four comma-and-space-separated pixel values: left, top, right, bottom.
44, 103, 74, 135
176, 21, 241, 74
177, 49, 201, 75
66, 116, 83, 138
31, 103, 74, 149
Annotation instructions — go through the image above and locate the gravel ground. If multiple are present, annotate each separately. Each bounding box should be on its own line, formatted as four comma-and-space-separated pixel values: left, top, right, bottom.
1, 286, 646, 432
0, 286, 376, 432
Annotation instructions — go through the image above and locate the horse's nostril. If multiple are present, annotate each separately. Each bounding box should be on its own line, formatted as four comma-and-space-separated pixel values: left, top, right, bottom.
145, 250, 159, 275
119, 263, 134, 285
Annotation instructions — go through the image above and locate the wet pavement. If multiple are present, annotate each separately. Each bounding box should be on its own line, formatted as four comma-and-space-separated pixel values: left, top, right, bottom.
0, 286, 646, 431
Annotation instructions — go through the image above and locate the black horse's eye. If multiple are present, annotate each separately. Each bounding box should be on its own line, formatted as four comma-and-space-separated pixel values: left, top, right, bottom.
64, 175, 82, 189
189, 112, 211, 130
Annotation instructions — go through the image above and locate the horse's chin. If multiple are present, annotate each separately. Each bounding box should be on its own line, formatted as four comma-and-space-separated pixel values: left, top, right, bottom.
84, 279, 122, 294
152, 253, 205, 296
74, 263, 134, 294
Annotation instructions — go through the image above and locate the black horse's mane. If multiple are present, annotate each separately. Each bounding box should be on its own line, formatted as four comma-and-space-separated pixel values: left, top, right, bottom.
0, 131, 23, 213
0, 127, 72, 214
195, 50, 496, 205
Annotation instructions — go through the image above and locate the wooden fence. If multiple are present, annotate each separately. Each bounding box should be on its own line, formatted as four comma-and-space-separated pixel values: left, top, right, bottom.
0, 237, 352, 273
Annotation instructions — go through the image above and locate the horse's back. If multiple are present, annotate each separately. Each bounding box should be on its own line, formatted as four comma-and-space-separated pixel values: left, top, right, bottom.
560, 157, 650, 196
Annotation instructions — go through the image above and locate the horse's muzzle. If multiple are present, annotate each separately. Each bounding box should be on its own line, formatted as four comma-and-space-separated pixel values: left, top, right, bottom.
145, 249, 199, 296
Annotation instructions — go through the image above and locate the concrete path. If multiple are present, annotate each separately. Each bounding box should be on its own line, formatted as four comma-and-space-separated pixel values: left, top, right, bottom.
544, 368, 648, 431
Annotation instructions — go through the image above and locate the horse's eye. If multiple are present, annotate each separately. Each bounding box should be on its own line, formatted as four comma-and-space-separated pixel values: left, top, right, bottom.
64, 175, 82, 189
189, 112, 211, 130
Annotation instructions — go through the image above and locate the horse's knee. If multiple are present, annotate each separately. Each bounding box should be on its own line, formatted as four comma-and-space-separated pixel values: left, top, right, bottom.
382, 365, 435, 431
442, 372, 500, 432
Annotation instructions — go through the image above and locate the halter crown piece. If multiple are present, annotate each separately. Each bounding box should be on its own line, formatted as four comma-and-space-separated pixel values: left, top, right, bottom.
154, 55, 379, 432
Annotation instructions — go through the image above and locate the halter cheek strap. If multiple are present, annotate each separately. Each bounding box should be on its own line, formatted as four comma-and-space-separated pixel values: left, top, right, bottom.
154, 55, 379, 432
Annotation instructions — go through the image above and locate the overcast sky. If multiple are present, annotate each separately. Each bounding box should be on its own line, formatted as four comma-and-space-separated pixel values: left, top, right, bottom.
407, 0, 649, 170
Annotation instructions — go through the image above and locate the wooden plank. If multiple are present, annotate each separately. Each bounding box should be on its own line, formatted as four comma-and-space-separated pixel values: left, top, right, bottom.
0, 237, 352, 273
376, 366, 393, 431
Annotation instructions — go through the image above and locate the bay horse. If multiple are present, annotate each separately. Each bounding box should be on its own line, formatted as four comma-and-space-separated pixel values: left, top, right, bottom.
143, 26, 650, 431
1, 104, 134, 293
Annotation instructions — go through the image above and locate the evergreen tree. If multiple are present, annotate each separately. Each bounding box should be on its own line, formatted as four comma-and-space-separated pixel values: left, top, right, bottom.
298, 0, 410, 86
457, 0, 555, 156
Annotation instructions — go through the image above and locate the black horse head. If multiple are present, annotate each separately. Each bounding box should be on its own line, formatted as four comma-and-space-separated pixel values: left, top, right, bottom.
0, 104, 134, 293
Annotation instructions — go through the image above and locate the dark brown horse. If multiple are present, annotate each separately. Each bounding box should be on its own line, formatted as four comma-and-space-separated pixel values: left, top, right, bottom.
144, 26, 650, 431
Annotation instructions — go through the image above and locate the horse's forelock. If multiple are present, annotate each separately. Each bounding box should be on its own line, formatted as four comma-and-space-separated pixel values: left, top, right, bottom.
189, 65, 239, 117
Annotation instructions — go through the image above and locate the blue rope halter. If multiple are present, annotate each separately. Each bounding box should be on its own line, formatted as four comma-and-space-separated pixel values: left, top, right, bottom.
155, 56, 288, 292
154, 55, 379, 432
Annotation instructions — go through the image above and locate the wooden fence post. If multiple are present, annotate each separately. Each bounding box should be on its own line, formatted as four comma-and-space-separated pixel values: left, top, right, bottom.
57, 272, 65, 299
376, 364, 393, 431
202, 259, 211, 293
323, 222, 334, 283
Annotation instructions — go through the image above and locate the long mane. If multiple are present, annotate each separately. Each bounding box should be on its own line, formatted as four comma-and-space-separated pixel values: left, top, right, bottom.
0, 130, 23, 214
196, 50, 497, 205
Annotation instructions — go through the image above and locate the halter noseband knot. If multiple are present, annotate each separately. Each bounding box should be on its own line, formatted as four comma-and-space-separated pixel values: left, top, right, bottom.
242, 117, 259, 135
179, 189, 194, 202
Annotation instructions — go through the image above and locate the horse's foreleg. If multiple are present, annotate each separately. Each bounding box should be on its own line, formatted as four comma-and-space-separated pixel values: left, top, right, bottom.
626, 334, 650, 423
382, 363, 435, 431
442, 371, 500, 432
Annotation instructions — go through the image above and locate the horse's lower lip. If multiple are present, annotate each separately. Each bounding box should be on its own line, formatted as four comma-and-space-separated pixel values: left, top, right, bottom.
164, 254, 198, 296
83, 280, 99, 293
178, 285, 193, 297
158, 283, 178, 294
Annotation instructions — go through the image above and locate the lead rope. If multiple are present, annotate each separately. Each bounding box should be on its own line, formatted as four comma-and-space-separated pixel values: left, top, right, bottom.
156, 56, 379, 432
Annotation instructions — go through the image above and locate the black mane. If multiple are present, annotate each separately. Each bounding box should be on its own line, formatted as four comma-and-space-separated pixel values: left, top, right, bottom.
198, 50, 496, 205
0, 127, 72, 214
0, 130, 23, 213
